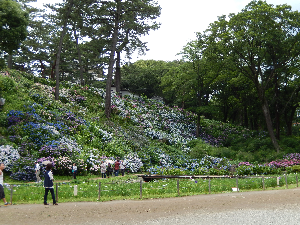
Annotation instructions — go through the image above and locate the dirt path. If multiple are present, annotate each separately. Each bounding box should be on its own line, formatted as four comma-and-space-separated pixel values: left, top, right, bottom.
1, 188, 300, 225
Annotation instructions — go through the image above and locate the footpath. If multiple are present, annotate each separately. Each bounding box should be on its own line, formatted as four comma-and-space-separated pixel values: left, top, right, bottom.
1, 188, 300, 225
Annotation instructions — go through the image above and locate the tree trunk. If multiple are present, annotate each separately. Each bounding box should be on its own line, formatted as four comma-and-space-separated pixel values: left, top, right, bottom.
55, 0, 74, 100
7, 54, 12, 69
261, 99, 280, 153
275, 103, 280, 140
39, 60, 45, 78
51, 56, 56, 80
74, 29, 84, 86
285, 105, 297, 136
196, 114, 200, 137
114, 29, 129, 96
223, 105, 228, 123
275, 74, 280, 140
252, 69, 280, 152
115, 51, 121, 95
243, 105, 248, 128
105, 0, 121, 118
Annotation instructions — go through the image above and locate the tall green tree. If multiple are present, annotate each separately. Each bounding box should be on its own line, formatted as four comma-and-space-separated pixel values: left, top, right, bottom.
13, 1, 57, 74
122, 59, 175, 98
203, 0, 300, 152
0, 0, 29, 68
87, 0, 161, 118
114, 0, 161, 94
160, 60, 197, 107
54, 0, 74, 100
178, 40, 221, 136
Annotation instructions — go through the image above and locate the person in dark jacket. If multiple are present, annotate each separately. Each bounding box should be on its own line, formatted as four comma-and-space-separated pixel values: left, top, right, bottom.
44, 163, 58, 205
106, 163, 113, 178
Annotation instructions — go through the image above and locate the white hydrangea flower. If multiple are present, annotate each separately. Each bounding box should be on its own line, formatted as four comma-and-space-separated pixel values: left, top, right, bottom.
0, 145, 20, 171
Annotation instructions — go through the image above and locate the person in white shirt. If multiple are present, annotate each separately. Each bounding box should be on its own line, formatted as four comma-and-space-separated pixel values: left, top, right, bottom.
35, 162, 41, 183
0, 163, 9, 206
72, 163, 77, 179
100, 161, 107, 178
120, 160, 125, 176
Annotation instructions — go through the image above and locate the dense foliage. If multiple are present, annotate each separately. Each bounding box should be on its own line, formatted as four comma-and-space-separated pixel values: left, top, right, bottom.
0, 0, 29, 57
1, 70, 300, 181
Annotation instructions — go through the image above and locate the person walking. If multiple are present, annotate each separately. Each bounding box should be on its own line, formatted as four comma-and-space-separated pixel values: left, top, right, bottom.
0, 163, 9, 206
100, 161, 107, 178
72, 163, 77, 179
35, 162, 41, 183
43, 163, 58, 205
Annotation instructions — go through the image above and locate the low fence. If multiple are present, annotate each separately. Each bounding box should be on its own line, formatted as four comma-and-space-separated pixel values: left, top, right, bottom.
4, 174, 299, 204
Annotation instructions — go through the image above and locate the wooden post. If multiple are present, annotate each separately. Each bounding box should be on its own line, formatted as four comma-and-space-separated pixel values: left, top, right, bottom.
285, 174, 288, 189
262, 176, 265, 190
277, 177, 280, 186
56, 183, 58, 202
209, 178, 211, 194
140, 180, 142, 199
10, 184, 13, 204
296, 174, 298, 188
98, 182, 101, 200
74, 185, 78, 196
177, 179, 180, 196
236, 177, 239, 192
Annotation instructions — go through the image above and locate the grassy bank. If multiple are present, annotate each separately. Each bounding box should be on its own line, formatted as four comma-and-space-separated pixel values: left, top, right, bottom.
3, 173, 299, 205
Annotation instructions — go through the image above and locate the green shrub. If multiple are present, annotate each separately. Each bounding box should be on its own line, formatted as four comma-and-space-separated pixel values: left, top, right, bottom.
189, 139, 216, 159
236, 165, 253, 175
236, 151, 255, 162
291, 165, 300, 173
22, 79, 34, 89
0, 75, 16, 95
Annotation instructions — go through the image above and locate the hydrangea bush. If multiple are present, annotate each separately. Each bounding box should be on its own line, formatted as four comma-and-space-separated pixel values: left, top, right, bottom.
3, 71, 300, 181
0, 145, 20, 171
86, 149, 102, 174
54, 156, 85, 176
10, 157, 36, 181
123, 153, 143, 173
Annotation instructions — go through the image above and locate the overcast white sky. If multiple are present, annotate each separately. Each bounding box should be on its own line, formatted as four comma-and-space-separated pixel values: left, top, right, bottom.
133, 0, 300, 62
32, 0, 300, 62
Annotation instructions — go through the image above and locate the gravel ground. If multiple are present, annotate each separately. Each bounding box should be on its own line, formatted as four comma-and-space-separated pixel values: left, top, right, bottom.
140, 208, 300, 225
1, 188, 300, 225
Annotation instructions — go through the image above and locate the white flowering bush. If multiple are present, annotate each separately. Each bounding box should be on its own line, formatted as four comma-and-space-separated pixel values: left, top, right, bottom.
0, 145, 20, 171
112, 95, 197, 145
58, 136, 82, 154
44, 124, 60, 135
92, 125, 113, 143
85, 149, 101, 174
33, 83, 54, 99
39, 136, 82, 158
89, 86, 106, 98
199, 155, 231, 170
54, 156, 85, 176
158, 153, 173, 168
123, 153, 143, 173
